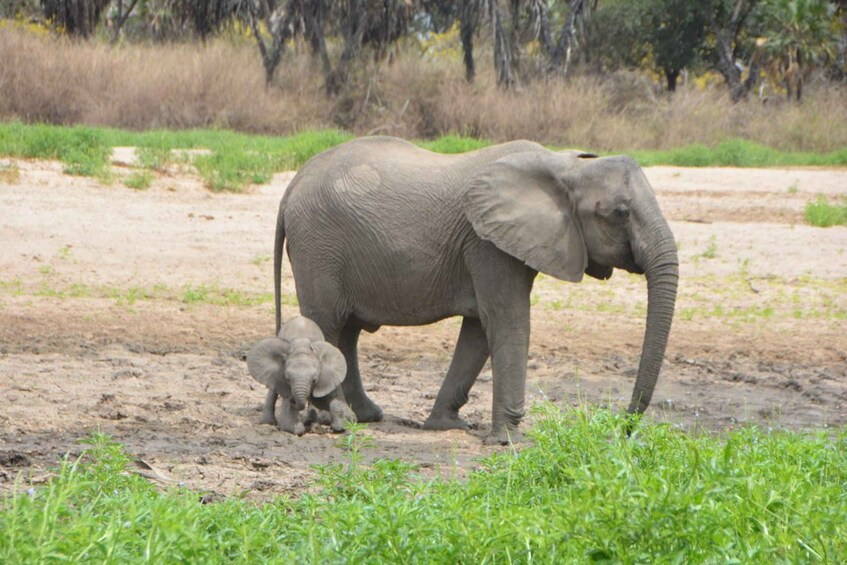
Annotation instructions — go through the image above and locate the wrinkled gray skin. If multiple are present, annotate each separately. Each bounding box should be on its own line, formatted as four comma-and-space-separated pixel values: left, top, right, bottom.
247, 316, 353, 435
274, 137, 678, 444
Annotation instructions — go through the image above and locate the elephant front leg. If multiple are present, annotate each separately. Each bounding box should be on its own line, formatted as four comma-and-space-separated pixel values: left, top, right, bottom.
424, 317, 489, 430
311, 395, 356, 433
476, 286, 532, 445
328, 398, 356, 432
260, 389, 278, 425
277, 397, 306, 436
485, 321, 530, 445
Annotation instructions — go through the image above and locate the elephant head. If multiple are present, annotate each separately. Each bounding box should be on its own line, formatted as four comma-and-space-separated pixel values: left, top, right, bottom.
247, 316, 347, 410
464, 150, 679, 415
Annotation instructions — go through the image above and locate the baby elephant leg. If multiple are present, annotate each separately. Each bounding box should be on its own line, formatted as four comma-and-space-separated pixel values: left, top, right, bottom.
312, 395, 355, 433
260, 389, 278, 425
278, 397, 306, 436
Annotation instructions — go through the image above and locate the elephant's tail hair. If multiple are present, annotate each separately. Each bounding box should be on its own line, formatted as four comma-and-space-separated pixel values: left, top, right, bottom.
274, 200, 285, 335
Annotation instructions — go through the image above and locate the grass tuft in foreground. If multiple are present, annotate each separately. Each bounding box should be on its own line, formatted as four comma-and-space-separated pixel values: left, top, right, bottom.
2, 407, 845, 562
805, 196, 847, 227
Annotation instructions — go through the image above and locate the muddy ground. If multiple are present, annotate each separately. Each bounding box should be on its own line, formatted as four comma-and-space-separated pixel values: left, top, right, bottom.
1, 156, 845, 500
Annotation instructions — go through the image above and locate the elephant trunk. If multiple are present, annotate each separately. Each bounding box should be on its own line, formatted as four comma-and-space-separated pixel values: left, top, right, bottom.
291, 379, 311, 411
628, 221, 678, 414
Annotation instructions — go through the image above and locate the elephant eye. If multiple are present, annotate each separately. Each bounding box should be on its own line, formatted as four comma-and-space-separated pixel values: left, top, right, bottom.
613, 205, 630, 221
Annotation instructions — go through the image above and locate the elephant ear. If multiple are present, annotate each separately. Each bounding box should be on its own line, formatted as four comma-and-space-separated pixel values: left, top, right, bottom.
464, 151, 587, 282
310, 341, 347, 398
246, 337, 291, 394
465, 151, 588, 282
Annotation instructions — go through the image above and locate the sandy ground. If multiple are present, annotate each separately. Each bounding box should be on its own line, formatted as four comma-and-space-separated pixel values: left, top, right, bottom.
1, 156, 846, 500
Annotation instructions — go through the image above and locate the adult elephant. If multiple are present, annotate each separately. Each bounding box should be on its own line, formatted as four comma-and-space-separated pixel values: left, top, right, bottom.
273, 136, 678, 444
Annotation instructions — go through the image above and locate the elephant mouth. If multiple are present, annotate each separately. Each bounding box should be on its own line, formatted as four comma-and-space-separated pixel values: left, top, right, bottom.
621, 260, 645, 275
616, 244, 644, 275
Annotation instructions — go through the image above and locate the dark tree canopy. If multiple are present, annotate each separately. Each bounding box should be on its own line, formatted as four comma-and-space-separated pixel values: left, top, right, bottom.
41, 0, 111, 37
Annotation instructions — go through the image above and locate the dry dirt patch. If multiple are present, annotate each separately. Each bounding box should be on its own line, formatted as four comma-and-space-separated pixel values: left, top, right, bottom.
1, 160, 846, 499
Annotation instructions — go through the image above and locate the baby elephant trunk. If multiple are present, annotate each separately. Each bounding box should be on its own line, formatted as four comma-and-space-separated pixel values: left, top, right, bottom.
290, 377, 312, 411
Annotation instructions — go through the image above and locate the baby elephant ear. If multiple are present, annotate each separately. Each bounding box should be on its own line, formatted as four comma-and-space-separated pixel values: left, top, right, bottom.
246, 337, 290, 389
311, 341, 347, 397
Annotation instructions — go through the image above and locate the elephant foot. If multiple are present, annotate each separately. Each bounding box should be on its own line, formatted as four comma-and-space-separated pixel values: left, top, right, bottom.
329, 399, 356, 433
259, 412, 278, 426
279, 421, 306, 436
423, 411, 469, 431
349, 397, 383, 423
483, 426, 524, 446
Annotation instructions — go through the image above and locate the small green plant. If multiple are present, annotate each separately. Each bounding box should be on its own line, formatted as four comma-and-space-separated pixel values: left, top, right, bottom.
182, 284, 210, 303
737, 257, 751, 277
57, 244, 74, 260
193, 150, 277, 192
136, 145, 173, 171
805, 196, 847, 227
696, 235, 719, 259
250, 254, 271, 266
0, 162, 20, 184
787, 180, 799, 194
123, 170, 154, 190
111, 285, 152, 305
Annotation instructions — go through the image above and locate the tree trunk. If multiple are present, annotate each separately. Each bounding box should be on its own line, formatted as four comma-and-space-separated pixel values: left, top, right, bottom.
665, 68, 679, 92
490, 0, 514, 88
705, 0, 761, 102
109, 0, 139, 45
249, 0, 294, 86
459, 0, 479, 82
301, 0, 333, 93
330, 0, 368, 95
548, 0, 584, 76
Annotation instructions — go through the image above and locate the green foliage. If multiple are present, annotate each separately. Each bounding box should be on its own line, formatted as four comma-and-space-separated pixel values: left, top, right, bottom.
804, 196, 847, 227
758, 0, 837, 65
122, 170, 154, 190
698, 235, 719, 259
418, 135, 491, 154
0, 123, 112, 177
632, 138, 847, 167
136, 145, 174, 171
193, 150, 275, 191
591, 0, 706, 90
2, 409, 846, 562
2, 124, 846, 192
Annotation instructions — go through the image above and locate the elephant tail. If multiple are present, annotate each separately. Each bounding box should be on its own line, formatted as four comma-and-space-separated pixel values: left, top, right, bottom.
274, 199, 285, 335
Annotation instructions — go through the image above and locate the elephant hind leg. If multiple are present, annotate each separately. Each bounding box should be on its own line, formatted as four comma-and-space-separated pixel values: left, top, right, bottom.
424, 317, 489, 431
338, 321, 384, 423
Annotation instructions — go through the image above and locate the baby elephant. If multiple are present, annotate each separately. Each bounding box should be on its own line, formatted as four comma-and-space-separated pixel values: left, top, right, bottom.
247, 316, 354, 435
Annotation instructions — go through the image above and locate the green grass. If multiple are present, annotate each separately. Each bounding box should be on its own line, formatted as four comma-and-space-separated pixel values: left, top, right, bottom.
2, 123, 844, 193
805, 196, 847, 227
2, 408, 846, 562
695, 235, 719, 260
417, 134, 492, 154
631, 138, 847, 167
122, 170, 154, 190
